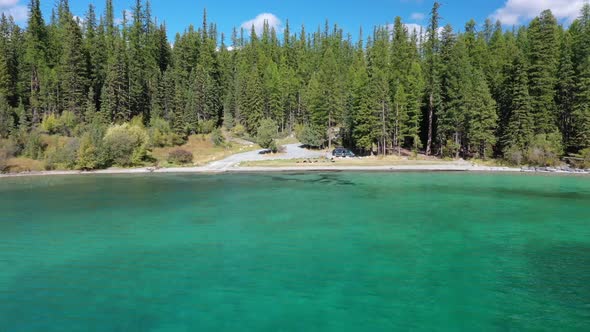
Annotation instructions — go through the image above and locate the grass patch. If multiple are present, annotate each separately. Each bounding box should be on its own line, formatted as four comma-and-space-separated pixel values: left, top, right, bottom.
151, 134, 259, 167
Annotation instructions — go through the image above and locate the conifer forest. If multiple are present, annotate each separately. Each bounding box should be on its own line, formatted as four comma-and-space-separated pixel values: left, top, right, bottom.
1, 0, 590, 170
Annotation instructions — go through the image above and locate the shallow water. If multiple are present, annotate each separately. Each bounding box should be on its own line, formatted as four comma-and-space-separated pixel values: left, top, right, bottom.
0, 172, 589, 331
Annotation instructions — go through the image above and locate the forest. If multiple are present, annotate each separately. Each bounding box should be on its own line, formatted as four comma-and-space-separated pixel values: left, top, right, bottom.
1, 0, 590, 171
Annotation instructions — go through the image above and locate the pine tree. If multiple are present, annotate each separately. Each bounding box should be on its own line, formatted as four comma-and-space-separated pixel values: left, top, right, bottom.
24, 0, 49, 124
527, 10, 559, 134
58, 5, 88, 117
100, 39, 128, 122
503, 52, 534, 151
352, 56, 377, 153
556, 31, 576, 150
466, 69, 498, 158
438, 25, 469, 155
128, 0, 148, 120
405, 62, 425, 151
425, 1, 442, 155
239, 66, 264, 134
572, 56, 590, 149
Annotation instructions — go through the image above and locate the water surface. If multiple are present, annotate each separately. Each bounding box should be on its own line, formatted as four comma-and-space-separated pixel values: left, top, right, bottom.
0, 172, 589, 331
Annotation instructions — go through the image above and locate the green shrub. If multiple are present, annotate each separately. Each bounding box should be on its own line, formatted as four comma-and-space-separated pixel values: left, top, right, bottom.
199, 119, 217, 134
504, 145, 525, 165
577, 148, 590, 169
525, 133, 563, 166
22, 129, 45, 160
167, 149, 194, 164
504, 133, 564, 166
211, 128, 225, 147
41, 113, 60, 134
0, 100, 15, 138
58, 111, 77, 136
232, 123, 246, 137
442, 139, 461, 159
44, 137, 80, 170
257, 118, 278, 151
103, 123, 149, 166
296, 124, 325, 148
149, 117, 183, 147
0, 139, 16, 173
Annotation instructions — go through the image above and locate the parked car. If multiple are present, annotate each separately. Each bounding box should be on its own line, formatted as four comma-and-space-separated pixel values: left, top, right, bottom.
332, 147, 355, 158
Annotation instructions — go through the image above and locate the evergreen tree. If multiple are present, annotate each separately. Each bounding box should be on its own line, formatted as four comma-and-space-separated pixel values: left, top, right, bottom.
572, 56, 590, 149
239, 66, 264, 134
556, 31, 576, 149
424, 1, 442, 155
24, 0, 49, 124
58, 4, 88, 117
503, 52, 534, 151
466, 69, 498, 158
527, 10, 559, 134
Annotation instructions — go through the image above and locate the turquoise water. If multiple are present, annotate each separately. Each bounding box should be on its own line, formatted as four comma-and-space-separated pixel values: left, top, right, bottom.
0, 172, 589, 331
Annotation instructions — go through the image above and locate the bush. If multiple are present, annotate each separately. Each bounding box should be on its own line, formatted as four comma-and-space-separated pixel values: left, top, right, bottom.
232, 123, 246, 137
103, 123, 149, 166
0, 139, 16, 173
442, 139, 460, 159
525, 133, 563, 166
296, 124, 325, 148
22, 129, 45, 160
149, 117, 184, 147
211, 128, 225, 147
576, 148, 590, 169
41, 113, 60, 134
167, 149, 194, 164
59, 111, 77, 136
504, 133, 564, 166
198, 119, 217, 134
41, 111, 78, 136
0, 100, 15, 138
504, 145, 524, 165
257, 118, 278, 151
44, 137, 80, 170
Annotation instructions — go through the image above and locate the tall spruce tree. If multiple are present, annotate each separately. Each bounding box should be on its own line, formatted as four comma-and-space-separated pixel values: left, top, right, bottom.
527, 10, 559, 134
425, 1, 442, 155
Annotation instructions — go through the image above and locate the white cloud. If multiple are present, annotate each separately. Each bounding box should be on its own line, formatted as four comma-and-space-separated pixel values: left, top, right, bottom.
240, 13, 282, 36
0, 0, 19, 7
491, 0, 586, 25
410, 12, 425, 21
403, 23, 423, 35
0, 0, 27, 23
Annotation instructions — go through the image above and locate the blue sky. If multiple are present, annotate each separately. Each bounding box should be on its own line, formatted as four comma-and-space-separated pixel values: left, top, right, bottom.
1, 0, 587, 40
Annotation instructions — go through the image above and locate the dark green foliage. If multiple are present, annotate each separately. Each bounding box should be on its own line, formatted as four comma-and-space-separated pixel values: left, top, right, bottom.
525, 133, 563, 166
210, 128, 225, 147
257, 118, 278, 151
1, 1, 589, 172
503, 51, 534, 152
167, 149, 194, 164
527, 10, 559, 134
103, 123, 149, 166
45, 137, 80, 170
296, 124, 326, 148
0, 97, 14, 138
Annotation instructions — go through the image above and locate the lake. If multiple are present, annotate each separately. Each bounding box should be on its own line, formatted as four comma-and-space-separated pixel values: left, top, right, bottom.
0, 172, 589, 331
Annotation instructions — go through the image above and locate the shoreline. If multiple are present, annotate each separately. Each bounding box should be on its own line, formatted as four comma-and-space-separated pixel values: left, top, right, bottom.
2, 164, 589, 178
